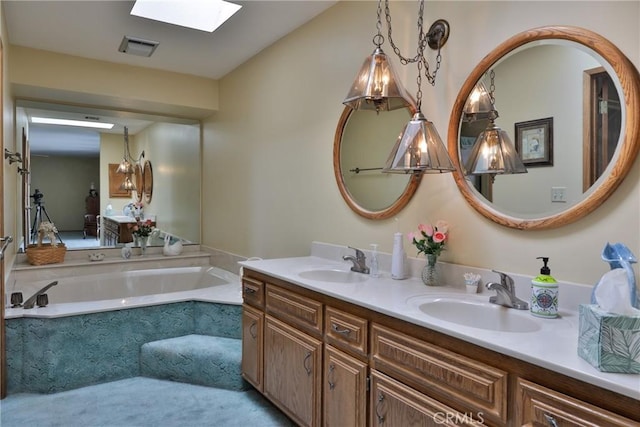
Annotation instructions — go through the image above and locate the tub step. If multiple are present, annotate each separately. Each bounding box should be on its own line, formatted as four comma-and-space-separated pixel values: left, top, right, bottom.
140, 334, 247, 391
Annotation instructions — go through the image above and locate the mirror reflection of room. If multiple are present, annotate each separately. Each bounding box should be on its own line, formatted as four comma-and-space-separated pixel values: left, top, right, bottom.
19, 103, 202, 251
459, 43, 620, 217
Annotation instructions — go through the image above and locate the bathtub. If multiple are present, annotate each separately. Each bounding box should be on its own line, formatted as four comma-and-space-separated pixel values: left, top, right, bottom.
6, 266, 242, 319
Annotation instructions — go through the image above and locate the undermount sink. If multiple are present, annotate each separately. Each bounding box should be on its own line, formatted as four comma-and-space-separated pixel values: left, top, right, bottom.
418, 298, 541, 333
298, 269, 368, 283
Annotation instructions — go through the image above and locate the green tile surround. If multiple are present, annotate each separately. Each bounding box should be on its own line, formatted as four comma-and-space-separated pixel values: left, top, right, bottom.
5, 302, 242, 394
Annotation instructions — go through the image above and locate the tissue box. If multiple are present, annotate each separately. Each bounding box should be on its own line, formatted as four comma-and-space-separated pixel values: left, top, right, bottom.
578, 304, 640, 373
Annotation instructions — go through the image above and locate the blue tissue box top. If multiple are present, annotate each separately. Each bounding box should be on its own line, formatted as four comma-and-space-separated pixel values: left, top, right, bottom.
577, 304, 640, 373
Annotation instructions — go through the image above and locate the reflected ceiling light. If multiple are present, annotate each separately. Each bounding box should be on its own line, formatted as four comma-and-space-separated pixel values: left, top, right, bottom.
463, 80, 493, 122
464, 70, 527, 181
131, 0, 241, 33
116, 127, 145, 191
31, 117, 114, 129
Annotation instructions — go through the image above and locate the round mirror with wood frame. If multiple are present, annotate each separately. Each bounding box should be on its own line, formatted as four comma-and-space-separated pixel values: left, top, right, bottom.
447, 26, 640, 230
333, 106, 422, 220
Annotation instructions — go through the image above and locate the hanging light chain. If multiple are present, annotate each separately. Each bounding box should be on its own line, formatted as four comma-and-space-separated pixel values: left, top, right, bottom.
489, 69, 496, 106
384, 0, 442, 87
373, 0, 384, 47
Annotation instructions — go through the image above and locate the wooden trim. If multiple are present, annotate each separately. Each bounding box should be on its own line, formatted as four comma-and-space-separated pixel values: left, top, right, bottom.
333, 106, 422, 220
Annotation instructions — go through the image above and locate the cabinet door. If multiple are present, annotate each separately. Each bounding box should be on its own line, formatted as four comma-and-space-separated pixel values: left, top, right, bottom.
370, 370, 487, 427
323, 345, 367, 427
241, 304, 263, 391
264, 315, 322, 427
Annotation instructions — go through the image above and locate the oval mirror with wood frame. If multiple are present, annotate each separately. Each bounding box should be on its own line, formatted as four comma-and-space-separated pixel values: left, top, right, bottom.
134, 163, 144, 203
333, 106, 422, 220
143, 160, 153, 204
448, 26, 640, 230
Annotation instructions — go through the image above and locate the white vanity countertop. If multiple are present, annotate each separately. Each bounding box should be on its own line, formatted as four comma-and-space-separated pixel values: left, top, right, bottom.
239, 255, 640, 400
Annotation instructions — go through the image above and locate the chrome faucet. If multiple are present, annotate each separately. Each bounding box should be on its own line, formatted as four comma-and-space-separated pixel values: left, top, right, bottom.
486, 270, 528, 310
23, 281, 58, 309
343, 246, 370, 274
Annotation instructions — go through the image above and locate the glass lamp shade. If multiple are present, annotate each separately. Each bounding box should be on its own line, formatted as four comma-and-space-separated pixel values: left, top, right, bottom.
119, 175, 137, 191
383, 112, 456, 174
463, 81, 494, 122
116, 158, 134, 175
343, 47, 413, 113
464, 121, 527, 175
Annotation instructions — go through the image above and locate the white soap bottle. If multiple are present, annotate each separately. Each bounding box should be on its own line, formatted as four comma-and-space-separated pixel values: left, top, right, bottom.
391, 233, 406, 280
370, 244, 380, 278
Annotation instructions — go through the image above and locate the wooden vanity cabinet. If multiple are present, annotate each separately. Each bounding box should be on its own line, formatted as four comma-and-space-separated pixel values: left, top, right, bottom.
241, 269, 639, 427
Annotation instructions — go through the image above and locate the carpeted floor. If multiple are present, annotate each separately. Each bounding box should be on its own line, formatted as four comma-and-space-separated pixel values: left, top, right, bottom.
0, 377, 294, 427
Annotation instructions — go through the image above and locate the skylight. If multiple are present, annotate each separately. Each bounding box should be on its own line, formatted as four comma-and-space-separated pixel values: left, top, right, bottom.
32, 117, 115, 130
130, 0, 242, 33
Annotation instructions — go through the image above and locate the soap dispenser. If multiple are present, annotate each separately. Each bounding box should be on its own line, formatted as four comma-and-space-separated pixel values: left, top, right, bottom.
391, 233, 406, 280
531, 257, 558, 318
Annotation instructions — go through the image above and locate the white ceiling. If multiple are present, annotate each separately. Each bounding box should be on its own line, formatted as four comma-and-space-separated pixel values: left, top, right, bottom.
4, 0, 337, 155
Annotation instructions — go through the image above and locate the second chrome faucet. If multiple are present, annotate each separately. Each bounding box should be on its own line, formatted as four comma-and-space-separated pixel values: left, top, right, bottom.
486, 270, 529, 310
343, 246, 370, 274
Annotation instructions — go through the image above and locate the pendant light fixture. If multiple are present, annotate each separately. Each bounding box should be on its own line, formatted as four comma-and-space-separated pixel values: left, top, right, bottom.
463, 70, 527, 182
379, 1, 455, 174
342, 0, 412, 113
116, 126, 145, 191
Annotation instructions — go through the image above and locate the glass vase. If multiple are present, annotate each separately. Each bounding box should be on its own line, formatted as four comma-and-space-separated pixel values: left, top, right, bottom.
421, 254, 440, 286
137, 236, 148, 256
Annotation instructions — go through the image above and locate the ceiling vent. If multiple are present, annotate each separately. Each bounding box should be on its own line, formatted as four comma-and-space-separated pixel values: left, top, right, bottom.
118, 36, 159, 57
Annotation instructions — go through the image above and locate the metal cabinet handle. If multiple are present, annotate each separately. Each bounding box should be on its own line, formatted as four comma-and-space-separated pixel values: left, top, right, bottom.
249, 321, 257, 339
303, 351, 312, 376
243, 287, 256, 294
331, 323, 351, 336
544, 413, 559, 427
328, 363, 336, 390
375, 392, 385, 424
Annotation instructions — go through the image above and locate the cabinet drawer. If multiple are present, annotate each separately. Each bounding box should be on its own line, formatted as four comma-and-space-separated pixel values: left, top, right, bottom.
242, 277, 265, 308
325, 306, 368, 357
370, 370, 488, 426
516, 378, 639, 427
266, 284, 323, 336
371, 323, 508, 425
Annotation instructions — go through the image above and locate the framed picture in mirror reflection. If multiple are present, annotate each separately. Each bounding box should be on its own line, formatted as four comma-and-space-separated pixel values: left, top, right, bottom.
515, 117, 553, 167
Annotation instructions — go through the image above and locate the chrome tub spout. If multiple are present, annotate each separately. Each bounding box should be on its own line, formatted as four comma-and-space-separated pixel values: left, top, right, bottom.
23, 281, 58, 309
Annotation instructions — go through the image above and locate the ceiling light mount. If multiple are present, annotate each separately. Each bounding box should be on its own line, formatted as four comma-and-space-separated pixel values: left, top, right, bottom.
426, 19, 450, 50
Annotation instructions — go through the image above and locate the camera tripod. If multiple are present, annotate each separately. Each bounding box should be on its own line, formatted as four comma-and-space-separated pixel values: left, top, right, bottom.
30, 203, 63, 244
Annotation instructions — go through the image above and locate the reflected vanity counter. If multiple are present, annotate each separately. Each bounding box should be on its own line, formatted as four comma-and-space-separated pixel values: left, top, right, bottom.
102, 215, 156, 245
238, 251, 639, 401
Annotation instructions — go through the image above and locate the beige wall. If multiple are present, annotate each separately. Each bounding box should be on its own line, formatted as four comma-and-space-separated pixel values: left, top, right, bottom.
30, 155, 99, 231
202, 1, 640, 285
2, 2, 17, 274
